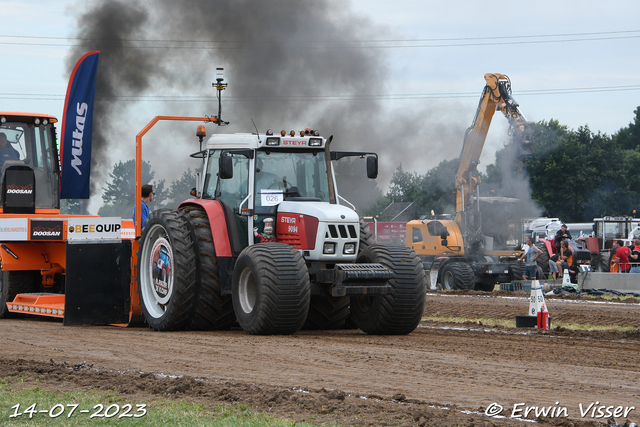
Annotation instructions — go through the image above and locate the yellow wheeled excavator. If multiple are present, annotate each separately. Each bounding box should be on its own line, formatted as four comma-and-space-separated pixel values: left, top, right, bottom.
406, 73, 535, 291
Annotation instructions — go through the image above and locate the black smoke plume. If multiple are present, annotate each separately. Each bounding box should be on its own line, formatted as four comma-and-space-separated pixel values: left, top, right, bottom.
64, 0, 466, 211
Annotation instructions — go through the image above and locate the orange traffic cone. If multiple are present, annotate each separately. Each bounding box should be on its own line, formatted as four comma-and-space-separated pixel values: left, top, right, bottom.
529, 280, 550, 330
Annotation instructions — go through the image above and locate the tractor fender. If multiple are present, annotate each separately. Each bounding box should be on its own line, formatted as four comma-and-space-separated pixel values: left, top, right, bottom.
540, 238, 555, 256
178, 199, 233, 257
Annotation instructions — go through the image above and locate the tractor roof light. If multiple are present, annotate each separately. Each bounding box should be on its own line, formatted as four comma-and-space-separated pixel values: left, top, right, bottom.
0, 116, 6, 124
309, 138, 322, 146
266, 137, 280, 146
42, 118, 49, 125
266, 129, 273, 136
300, 130, 305, 137
281, 130, 286, 136
290, 130, 295, 137
196, 125, 206, 138
34, 118, 41, 126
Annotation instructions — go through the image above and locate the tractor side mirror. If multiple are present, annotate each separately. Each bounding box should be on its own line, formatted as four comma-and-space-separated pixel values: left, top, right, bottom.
366, 156, 378, 179
219, 155, 233, 179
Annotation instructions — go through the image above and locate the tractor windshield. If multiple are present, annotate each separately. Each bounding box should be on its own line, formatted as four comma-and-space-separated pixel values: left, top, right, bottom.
254, 149, 330, 214
0, 121, 59, 209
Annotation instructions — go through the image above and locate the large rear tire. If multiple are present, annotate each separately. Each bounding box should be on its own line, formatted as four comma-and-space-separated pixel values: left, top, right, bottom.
597, 251, 610, 272
440, 262, 475, 290
182, 206, 236, 330
232, 243, 310, 335
359, 218, 375, 251
0, 271, 38, 318
351, 245, 426, 335
137, 209, 198, 331
535, 242, 550, 274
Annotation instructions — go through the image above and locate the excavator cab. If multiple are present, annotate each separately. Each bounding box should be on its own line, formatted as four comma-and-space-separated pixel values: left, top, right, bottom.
0, 113, 60, 214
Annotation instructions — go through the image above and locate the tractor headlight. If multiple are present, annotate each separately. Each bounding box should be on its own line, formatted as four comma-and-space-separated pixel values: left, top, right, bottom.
343, 243, 356, 254
323, 242, 336, 254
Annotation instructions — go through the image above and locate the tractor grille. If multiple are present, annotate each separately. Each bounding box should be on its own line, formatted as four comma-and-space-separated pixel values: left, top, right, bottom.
326, 224, 358, 239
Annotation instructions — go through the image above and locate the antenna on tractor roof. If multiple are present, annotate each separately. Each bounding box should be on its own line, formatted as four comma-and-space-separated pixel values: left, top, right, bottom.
212, 67, 229, 126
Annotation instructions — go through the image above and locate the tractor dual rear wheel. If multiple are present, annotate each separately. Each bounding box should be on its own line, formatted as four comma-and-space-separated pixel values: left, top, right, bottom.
137, 209, 198, 331
181, 206, 236, 330
350, 245, 426, 335
597, 251, 610, 272
535, 242, 551, 274
232, 243, 310, 335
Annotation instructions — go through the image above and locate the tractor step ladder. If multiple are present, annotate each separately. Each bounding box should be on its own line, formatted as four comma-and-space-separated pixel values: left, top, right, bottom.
6, 293, 65, 318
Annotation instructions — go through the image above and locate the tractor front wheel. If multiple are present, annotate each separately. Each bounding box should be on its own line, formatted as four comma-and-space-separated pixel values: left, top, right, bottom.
351, 245, 426, 335
232, 243, 310, 335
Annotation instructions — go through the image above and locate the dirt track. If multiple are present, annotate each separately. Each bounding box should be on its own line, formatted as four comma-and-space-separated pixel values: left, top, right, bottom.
1, 291, 639, 426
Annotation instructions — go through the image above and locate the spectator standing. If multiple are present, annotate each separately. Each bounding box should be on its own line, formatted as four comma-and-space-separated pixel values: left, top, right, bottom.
519, 235, 541, 280
133, 184, 154, 229
628, 239, 640, 273
612, 240, 631, 273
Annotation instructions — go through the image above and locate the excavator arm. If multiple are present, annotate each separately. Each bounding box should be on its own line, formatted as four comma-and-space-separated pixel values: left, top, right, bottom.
456, 73, 534, 216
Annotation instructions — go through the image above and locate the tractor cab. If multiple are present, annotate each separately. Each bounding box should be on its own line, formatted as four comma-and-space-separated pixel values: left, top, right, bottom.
579, 216, 637, 271
133, 72, 425, 335
0, 113, 60, 213
191, 129, 378, 261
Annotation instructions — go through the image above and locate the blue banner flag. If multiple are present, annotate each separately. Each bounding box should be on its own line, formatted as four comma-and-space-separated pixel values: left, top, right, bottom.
60, 51, 99, 199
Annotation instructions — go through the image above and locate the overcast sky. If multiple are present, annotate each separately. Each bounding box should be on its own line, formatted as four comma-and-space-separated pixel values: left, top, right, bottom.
1, 0, 639, 213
